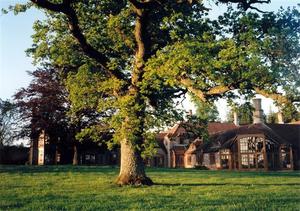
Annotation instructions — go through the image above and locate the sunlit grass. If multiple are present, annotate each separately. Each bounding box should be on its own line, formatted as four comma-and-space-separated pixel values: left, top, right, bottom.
1, 166, 299, 210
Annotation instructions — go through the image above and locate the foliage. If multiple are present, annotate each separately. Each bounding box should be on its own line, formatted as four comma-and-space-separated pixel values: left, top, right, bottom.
5, 0, 300, 182
8, 1, 298, 142
190, 94, 220, 122
280, 102, 300, 123
14, 68, 70, 143
184, 114, 210, 141
266, 103, 299, 124
266, 108, 277, 124
0, 99, 20, 146
227, 101, 254, 125
1, 166, 300, 210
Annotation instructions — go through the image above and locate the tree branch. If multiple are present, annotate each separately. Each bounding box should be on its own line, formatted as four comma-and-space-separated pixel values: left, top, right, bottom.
128, 0, 159, 9
218, 0, 270, 12
248, 5, 269, 13
31, 0, 126, 81
179, 77, 206, 102
254, 88, 290, 104
206, 85, 231, 96
31, 0, 65, 12
179, 77, 240, 101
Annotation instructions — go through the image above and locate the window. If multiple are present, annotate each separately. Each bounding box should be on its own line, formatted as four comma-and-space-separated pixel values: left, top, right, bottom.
220, 149, 230, 154
221, 155, 230, 169
281, 147, 291, 169
257, 141, 264, 152
240, 139, 249, 153
239, 136, 267, 169
257, 154, 264, 168
249, 154, 255, 168
241, 154, 248, 168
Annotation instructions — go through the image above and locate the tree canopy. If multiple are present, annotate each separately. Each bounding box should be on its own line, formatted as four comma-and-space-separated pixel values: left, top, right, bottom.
0, 99, 20, 146
5, 0, 300, 185
14, 68, 70, 142
227, 101, 254, 125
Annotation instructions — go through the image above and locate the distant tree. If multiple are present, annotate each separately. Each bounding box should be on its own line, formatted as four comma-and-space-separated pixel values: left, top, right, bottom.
191, 95, 220, 122
266, 103, 299, 124
266, 107, 277, 123
14, 67, 112, 164
0, 99, 20, 163
14, 68, 70, 157
280, 102, 300, 123
227, 102, 254, 125
0, 99, 19, 146
7, 0, 300, 185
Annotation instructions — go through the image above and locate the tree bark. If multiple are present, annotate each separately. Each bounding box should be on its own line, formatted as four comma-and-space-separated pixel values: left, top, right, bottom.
115, 6, 153, 186
0, 142, 3, 164
73, 144, 78, 165
116, 140, 153, 185
116, 85, 153, 185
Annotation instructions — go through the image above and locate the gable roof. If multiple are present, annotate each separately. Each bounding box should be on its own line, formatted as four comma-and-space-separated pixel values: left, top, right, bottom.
160, 122, 238, 138
156, 132, 167, 141
204, 123, 292, 152
267, 124, 300, 150
208, 122, 238, 135
156, 139, 167, 154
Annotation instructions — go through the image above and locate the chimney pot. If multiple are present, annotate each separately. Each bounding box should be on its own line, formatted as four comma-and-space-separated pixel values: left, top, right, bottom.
277, 112, 284, 124
233, 111, 239, 126
252, 98, 264, 124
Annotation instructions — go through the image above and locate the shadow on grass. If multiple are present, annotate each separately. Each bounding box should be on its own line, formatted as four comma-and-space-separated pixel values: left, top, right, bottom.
1, 165, 299, 178
0, 165, 119, 174
154, 182, 300, 187
148, 167, 300, 178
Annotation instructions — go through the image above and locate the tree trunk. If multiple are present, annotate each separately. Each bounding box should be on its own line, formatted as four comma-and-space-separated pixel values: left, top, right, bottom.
73, 144, 78, 165
116, 140, 153, 185
115, 6, 152, 186
0, 142, 3, 164
54, 145, 58, 165
115, 88, 153, 185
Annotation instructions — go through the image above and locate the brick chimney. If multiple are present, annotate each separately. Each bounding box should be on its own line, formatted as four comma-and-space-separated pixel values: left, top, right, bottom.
233, 111, 239, 126
277, 111, 284, 124
253, 98, 264, 124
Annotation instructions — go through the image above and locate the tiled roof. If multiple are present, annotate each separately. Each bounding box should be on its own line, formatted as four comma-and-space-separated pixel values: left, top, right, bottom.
156, 122, 300, 154
267, 124, 300, 149
161, 122, 238, 138
156, 139, 167, 154
207, 122, 238, 135
205, 123, 299, 152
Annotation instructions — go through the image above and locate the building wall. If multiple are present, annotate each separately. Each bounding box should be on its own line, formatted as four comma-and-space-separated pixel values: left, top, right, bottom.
146, 148, 167, 167
202, 152, 221, 170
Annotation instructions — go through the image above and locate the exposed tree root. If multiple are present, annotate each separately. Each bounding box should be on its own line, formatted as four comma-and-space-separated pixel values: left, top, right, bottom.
116, 174, 153, 186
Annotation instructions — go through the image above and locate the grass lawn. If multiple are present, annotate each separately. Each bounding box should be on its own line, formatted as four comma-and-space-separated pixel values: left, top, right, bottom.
0, 166, 299, 210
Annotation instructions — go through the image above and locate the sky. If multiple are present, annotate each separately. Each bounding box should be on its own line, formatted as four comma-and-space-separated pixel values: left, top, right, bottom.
0, 0, 299, 121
